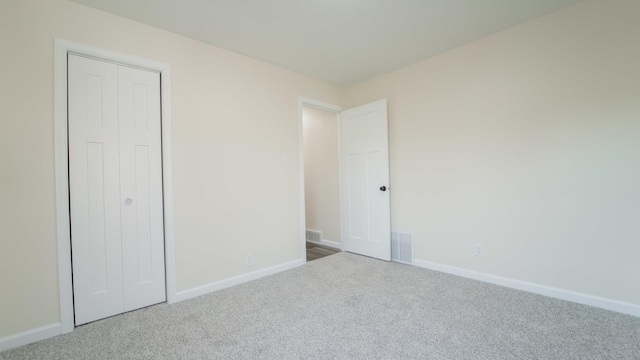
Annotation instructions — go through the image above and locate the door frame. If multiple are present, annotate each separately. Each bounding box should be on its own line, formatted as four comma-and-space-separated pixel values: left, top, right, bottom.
298, 97, 344, 261
54, 38, 177, 334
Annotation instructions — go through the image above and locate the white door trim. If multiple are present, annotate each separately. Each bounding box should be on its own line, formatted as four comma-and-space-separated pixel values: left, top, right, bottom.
298, 97, 344, 261
54, 38, 177, 334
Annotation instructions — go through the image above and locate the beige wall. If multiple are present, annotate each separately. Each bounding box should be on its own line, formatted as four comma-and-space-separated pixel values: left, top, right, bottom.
303, 107, 340, 244
345, 0, 640, 306
0, 0, 343, 338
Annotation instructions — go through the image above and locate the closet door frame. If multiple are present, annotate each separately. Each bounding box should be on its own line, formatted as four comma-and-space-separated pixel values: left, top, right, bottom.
54, 38, 177, 334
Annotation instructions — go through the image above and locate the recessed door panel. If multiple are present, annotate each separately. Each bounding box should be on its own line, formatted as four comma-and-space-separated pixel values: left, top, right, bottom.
134, 145, 153, 284
347, 152, 366, 240
86, 142, 108, 294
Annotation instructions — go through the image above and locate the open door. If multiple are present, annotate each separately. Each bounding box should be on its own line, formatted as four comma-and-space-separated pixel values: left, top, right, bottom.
340, 99, 391, 261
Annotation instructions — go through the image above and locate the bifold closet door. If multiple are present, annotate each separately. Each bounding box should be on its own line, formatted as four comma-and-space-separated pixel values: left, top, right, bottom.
68, 54, 166, 325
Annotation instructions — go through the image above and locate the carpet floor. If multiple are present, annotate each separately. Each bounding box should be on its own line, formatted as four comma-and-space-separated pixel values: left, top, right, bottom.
2, 253, 639, 359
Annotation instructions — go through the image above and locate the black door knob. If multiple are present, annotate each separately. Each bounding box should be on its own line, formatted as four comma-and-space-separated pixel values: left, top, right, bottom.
380, 186, 387, 191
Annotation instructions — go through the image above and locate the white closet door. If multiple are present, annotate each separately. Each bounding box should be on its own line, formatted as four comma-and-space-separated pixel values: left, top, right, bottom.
68, 55, 125, 324
118, 66, 166, 311
69, 55, 165, 325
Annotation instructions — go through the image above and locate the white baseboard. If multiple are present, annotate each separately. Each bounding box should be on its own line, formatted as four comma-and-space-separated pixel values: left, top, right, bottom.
175, 258, 305, 303
414, 259, 640, 318
306, 239, 341, 250
0, 323, 61, 353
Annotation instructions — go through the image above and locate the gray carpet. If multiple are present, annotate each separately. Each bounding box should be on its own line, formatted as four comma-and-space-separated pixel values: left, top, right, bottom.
2, 252, 639, 359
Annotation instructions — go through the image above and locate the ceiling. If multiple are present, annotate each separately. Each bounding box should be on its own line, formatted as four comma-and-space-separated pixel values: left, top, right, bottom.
71, 0, 582, 86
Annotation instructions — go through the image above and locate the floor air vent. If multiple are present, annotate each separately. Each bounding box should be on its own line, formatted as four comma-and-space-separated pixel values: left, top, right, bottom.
306, 229, 322, 243
391, 231, 413, 264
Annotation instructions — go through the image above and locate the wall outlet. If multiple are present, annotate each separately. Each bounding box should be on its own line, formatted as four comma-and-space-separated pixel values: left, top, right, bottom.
475, 243, 484, 257
246, 254, 253, 267
282, 153, 289, 165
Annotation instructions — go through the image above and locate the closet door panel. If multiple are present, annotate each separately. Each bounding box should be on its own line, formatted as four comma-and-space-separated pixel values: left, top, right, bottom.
118, 65, 166, 311
68, 54, 125, 325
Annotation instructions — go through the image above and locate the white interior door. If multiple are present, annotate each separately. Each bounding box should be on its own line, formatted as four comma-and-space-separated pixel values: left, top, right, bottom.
340, 99, 391, 260
68, 54, 166, 325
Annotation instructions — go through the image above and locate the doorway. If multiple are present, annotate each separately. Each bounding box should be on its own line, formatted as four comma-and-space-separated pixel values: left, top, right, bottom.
302, 105, 342, 261
298, 97, 391, 263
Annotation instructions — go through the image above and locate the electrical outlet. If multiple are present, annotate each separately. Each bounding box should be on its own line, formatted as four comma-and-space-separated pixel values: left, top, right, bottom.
282, 153, 289, 165
475, 243, 484, 257
246, 254, 253, 267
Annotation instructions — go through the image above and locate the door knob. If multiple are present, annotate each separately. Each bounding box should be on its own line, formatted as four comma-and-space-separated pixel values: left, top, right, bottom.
124, 198, 133, 205
379, 186, 387, 192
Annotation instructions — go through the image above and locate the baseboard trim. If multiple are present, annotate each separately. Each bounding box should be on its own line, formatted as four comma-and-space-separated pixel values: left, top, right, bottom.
306, 239, 341, 250
414, 259, 640, 317
0, 323, 61, 353
175, 258, 305, 303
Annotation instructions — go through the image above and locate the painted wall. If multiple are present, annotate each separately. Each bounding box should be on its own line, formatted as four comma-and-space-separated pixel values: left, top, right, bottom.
345, 0, 640, 306
0, 0, 343, 338
303, 107, 340, 244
